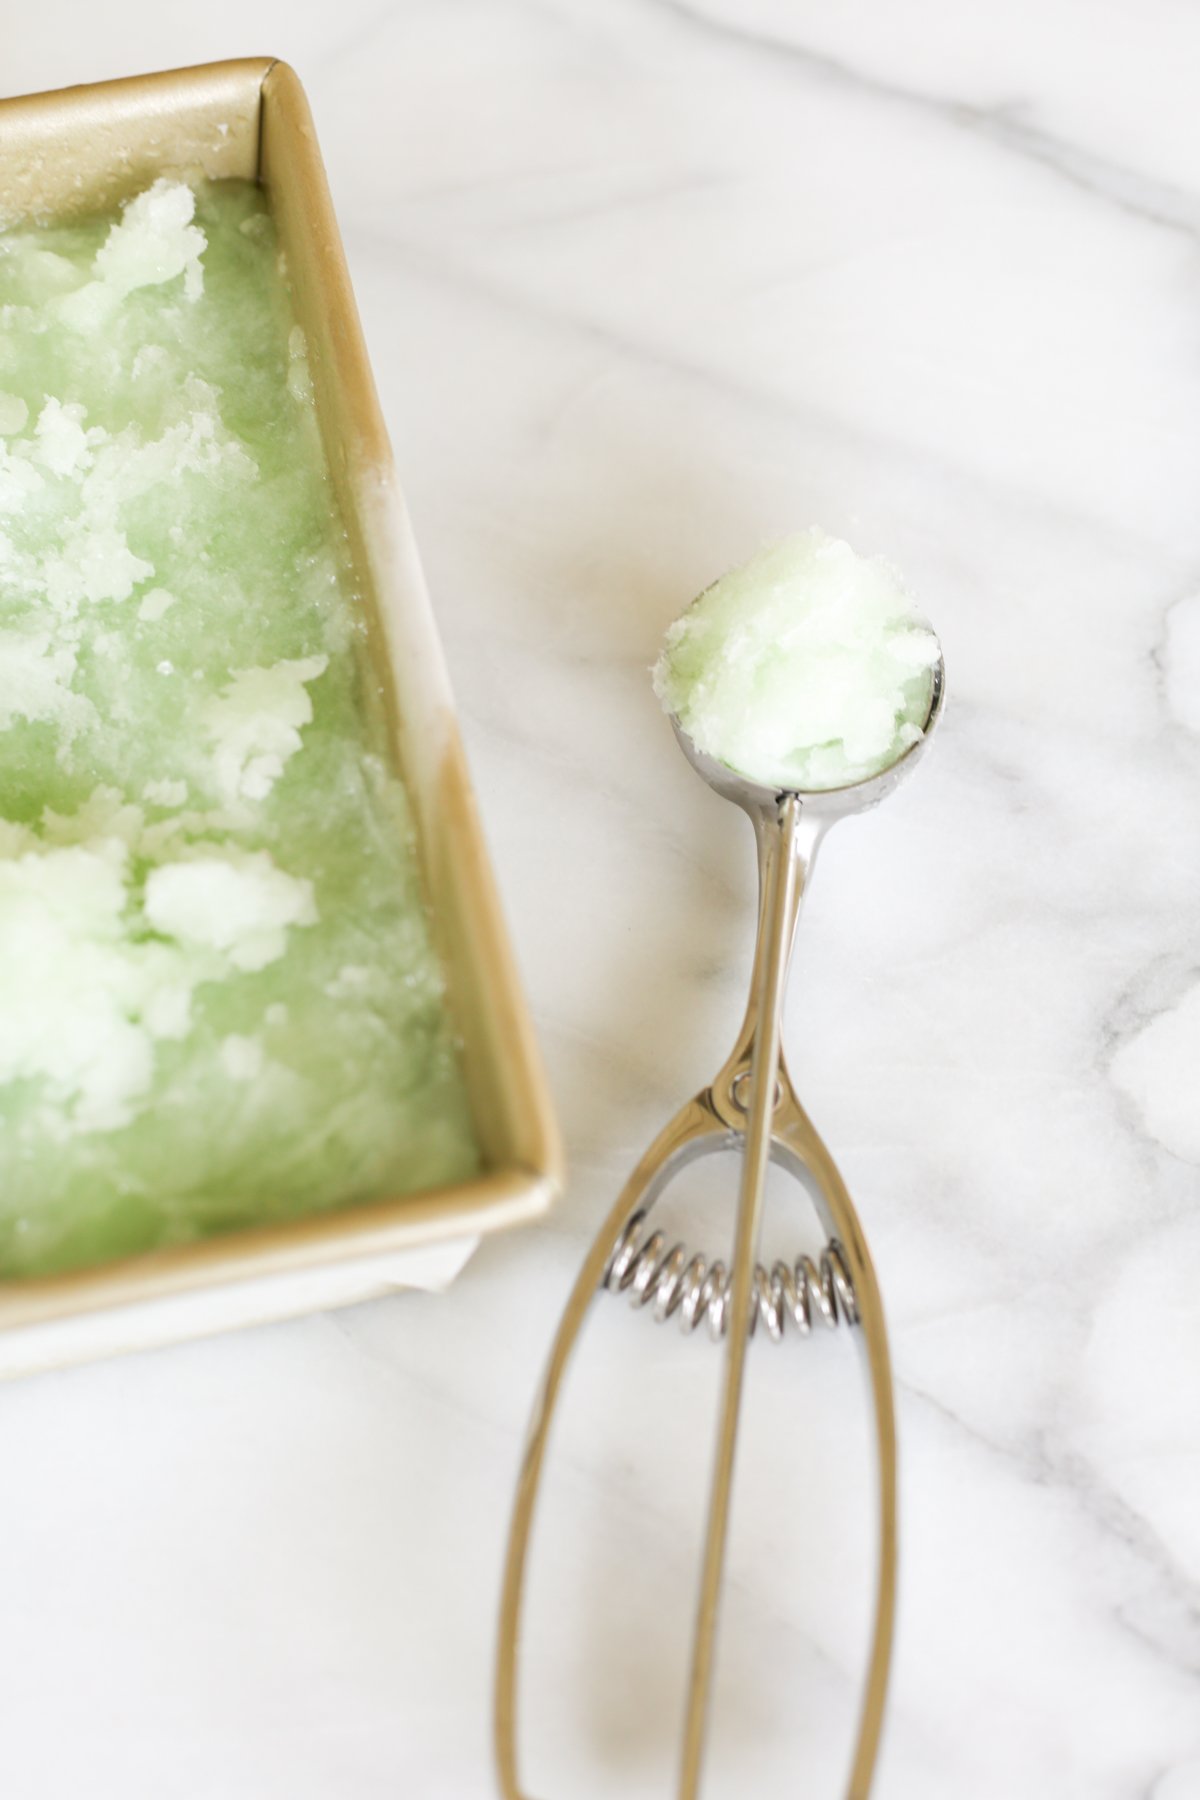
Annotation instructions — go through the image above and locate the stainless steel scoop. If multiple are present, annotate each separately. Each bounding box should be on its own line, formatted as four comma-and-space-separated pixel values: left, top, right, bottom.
497, 653, 946, 1800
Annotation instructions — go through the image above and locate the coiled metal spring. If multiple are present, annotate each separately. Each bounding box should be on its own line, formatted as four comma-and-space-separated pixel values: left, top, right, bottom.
602, 1208, 859, 1342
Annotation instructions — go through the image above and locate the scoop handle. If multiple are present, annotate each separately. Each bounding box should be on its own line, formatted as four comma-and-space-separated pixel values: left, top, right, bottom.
494, 791, 897, 1800
678, 793, 804, 1800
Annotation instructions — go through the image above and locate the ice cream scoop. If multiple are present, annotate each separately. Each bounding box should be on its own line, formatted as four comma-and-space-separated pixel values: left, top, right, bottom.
498, 535, 945, 1800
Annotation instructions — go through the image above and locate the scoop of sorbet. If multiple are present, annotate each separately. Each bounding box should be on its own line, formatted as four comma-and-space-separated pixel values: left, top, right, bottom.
653, 528, 941, 791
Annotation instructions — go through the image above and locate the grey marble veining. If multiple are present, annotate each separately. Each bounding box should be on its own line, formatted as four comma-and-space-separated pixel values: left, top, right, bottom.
1, 3, 1198, 1796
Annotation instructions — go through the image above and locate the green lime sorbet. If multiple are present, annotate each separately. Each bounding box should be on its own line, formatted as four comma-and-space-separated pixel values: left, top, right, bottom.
0, 178, 479, 1278
654, 528, 941, 792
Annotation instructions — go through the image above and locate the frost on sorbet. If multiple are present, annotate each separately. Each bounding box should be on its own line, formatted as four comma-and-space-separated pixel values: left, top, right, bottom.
0, 178, 480, 1279
32, 398, 92, 476
57, 178, 207, 335
0, 839, 175, 1133
653, 527, 941, 791
204, 656, 329, 803
94, 180, 207, 299
0, 815, 319, 1134
144, 851, 317, 973
0, 630, 93, 734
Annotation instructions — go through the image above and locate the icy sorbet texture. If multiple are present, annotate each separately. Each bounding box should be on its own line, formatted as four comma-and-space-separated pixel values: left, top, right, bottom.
653, 529, 941, 791
0, 179, 478, 1277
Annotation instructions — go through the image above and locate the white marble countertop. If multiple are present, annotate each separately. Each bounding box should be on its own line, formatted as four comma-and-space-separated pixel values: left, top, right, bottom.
3, 4, 1199, 1796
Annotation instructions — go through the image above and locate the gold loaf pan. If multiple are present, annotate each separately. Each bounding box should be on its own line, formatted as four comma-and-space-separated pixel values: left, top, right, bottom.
0, 59, 562, 1376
